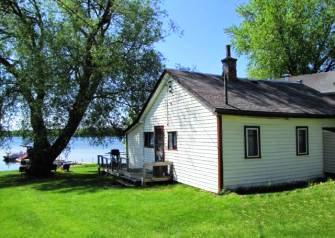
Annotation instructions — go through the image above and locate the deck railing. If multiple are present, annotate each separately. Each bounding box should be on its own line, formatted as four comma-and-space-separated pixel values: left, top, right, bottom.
97, 149, 174, 186
97, 152, 128, 175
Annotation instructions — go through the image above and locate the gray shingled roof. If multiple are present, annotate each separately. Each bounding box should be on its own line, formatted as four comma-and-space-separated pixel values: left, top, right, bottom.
167, 69, 335, 117
125, 69, 335, 132
285, 71, 335, 94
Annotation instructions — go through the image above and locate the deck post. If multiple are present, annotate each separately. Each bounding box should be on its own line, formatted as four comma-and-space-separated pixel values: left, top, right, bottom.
169, 163, 173, 180
97, 156, 101, 175
101, 156, 104, 172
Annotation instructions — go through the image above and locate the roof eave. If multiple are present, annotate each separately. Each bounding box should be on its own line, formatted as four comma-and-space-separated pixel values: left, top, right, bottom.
215, 108, 335, 118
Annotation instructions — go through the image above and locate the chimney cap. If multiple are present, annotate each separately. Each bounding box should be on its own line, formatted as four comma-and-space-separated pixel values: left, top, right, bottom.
221, 44, 237, 63
226, 45, 231, 57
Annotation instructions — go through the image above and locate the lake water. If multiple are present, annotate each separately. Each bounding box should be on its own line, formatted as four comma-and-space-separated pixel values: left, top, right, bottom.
0, 137, 125, 171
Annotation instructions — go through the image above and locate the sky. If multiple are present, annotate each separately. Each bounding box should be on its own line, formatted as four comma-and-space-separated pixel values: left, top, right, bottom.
155, 0, 249, 77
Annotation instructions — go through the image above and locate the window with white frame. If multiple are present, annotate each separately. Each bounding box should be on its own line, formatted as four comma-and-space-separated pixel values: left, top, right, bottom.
296, 127, 309, 155
244, 126, 261, 159
168, 131, 177, 150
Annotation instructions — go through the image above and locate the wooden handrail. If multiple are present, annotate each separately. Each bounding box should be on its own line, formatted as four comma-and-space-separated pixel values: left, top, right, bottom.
97, 154, 129, 174
143, 161, 173, 168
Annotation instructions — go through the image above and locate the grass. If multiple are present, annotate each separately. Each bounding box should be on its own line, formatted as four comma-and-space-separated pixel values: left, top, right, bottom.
1, 165, 335, 238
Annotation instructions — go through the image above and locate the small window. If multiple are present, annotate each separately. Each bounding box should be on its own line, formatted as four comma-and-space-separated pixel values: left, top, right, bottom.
144, 132, 154, 148
168, 131, 177, 150
244, 126, 261, 159
296, 127, 309, 155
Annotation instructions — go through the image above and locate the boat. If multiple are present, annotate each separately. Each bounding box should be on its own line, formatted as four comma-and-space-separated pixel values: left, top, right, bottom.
3, 151, 27, 163
3, 144, 31, 163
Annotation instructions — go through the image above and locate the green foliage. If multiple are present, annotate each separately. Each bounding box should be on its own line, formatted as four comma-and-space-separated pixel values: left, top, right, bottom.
227, 0, 335, 79
0, 0, 168, 166
1, 166, 335, 237
8, 127, 122, 137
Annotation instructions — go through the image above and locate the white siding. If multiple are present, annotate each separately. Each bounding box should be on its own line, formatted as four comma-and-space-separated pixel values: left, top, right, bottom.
127, 75, 219, 193
323, 130, 335, 173
127, 124, 144, 168
126, 74, 335, 192
222, 115, 335, 189
142, 81, 168, 164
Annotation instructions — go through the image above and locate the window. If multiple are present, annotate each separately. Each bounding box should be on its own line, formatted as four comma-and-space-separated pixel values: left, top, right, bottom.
144, 132, 154, 148
168, 131, 177, 150
296, 127, 309, 155
244, 126, 261, 158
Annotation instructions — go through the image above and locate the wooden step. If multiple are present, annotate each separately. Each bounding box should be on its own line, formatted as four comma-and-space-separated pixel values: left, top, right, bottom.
119, 174, 141, 183
115, 179, 135, 187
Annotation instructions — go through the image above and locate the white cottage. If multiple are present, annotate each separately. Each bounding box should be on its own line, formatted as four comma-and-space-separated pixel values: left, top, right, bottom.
125, 46, 335, 193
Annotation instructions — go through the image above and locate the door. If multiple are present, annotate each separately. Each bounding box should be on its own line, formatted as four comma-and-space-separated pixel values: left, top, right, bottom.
154, 126, 165, 162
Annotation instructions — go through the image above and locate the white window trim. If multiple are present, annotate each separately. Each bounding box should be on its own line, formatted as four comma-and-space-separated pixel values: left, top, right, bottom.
168, 131, 177, 150
296, 127, 309, 156
245, 126, 261, 159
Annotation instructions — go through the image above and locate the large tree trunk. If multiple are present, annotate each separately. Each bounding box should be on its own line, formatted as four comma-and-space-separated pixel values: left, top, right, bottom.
26, 96, 55, 176
26, 109, 87, 177
26, 74, 100, 176
27, 146, 55, 176
26, 123, 82, 176
18, 1, 106, 176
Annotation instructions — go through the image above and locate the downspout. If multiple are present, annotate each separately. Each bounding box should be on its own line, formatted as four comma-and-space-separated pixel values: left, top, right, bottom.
217, 114, 223, 193
125, 133, 128, 157
125, 133, 129, 170
167, 80, 169, 126
224, 74, 228, 105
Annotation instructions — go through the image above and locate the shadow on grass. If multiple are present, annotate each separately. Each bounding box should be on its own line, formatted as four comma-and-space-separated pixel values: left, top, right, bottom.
3, 168, 331, 195
0, 169, 123, 194
230, 177, 330, 195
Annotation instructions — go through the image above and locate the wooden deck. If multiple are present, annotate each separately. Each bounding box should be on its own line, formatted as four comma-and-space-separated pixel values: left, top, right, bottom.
97, 155, 173, 186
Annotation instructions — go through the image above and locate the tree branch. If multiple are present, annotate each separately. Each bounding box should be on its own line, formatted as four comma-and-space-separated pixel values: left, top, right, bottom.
50, 0, 114, 158
0, 55, 18, 77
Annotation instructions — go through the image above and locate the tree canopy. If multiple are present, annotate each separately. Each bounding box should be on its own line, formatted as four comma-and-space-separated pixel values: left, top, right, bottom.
227, 0, 335, 79
0, 0, 168, 175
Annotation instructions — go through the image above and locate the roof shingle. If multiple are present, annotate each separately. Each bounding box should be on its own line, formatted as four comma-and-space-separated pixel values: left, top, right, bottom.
125, 69, 335, 132
168, 69, 335, 117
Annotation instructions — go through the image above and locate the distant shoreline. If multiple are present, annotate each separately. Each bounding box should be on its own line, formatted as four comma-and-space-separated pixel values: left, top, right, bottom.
5, 128, 123, 138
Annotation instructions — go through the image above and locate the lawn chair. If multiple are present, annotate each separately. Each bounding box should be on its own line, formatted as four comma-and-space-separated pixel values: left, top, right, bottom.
110, 149, 120, 170
62, 163, 71, 172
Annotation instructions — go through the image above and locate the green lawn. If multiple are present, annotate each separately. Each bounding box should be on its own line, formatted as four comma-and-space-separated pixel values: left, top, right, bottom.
0, 165, 335, 238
